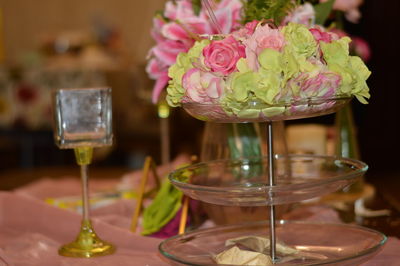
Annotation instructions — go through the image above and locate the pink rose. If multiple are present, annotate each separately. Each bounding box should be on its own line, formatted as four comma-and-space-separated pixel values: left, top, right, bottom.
310, 28, 333, 43
301, 72, 340, 98
286, 71, 341, 99
203, 36, 245, 75
243, 23, 285, 71
182, 68, 224, 103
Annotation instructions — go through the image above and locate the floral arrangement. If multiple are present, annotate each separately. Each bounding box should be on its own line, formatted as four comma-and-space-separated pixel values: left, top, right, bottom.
165, 21, 370, 119
142, 0, 371, 236
146, 0, 370, 105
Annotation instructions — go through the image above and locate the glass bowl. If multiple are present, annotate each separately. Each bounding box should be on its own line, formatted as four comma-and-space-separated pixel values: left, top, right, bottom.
159, 220, 387, 266
169, 155, 368, 206
182, 96, 351, 123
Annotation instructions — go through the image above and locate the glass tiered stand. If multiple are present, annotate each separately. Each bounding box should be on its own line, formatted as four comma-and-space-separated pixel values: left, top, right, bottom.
160, 96, 387, 265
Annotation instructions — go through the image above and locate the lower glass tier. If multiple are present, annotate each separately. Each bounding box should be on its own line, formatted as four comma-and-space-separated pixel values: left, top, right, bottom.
159, 220, 386, 265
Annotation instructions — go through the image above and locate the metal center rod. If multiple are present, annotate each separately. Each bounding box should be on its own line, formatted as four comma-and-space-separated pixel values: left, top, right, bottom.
267, 121, 277, 262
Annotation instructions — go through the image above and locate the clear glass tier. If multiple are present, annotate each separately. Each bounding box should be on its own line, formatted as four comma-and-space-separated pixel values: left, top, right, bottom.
169, 155, 368, 206
182, 96, 351, 122
159, 220, 387, 265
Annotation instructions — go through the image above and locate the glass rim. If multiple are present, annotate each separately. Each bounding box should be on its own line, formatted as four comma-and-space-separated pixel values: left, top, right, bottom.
53, 87, 111, 92
168, 154, 368, 194
181, 95, 353, 108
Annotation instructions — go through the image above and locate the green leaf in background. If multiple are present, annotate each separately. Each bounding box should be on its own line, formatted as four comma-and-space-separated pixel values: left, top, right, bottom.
141, 180, 183, 235
242, 0, 297, 25
191, 0, 202, 16
314, 0, 335, 25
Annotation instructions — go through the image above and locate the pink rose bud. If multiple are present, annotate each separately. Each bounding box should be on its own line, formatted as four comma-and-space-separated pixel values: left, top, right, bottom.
245, 20, 259, 35
310, 28, 333, 43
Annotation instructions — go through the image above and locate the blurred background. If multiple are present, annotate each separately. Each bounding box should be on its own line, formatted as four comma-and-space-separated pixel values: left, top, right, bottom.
0, 0, 204, 176
0, 0, 399, 187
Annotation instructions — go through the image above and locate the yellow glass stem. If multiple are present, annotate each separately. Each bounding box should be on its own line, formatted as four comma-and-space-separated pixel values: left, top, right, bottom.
58, 147, 115, 257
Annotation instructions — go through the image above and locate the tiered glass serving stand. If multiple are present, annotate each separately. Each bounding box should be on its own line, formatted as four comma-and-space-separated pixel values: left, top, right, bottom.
160, 96, 387, 265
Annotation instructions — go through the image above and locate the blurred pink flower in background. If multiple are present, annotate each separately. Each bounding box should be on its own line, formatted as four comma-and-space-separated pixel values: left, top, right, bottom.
321, 0, 364, 23
351, 36, 371, 62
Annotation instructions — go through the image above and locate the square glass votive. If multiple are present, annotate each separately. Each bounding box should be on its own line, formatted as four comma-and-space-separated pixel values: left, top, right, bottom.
53, 87, 113, 149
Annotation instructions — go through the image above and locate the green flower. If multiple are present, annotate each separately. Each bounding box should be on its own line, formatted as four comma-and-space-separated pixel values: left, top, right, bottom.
349, 56, 371, 103
258, 48, 283, 72
321, 37, 371, 103
166, 39, 210, 107
282, 23, 317, 58
281, 47, 299, 82
229, 71, 260, 102
257, 68, 282, 104
320, 37, 351, 66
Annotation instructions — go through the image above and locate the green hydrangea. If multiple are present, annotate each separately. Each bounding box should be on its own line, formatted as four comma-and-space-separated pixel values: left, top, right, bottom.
281, 23, 317, 58
320, 37, 351, 65
166, 39, 210, 107
321, 37, 371, 103
229, 71, 260, 102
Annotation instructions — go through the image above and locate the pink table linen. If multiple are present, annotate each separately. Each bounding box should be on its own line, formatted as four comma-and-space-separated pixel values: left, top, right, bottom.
2, 166, 400, 265
0, 192, 168, 266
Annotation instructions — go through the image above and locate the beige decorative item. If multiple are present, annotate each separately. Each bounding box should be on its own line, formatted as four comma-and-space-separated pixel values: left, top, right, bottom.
214, 246, 273, 265
225, 236, 298, 255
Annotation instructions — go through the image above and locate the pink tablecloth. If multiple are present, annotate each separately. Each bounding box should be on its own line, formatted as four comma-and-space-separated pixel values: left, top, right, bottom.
0, 191, 168, 266
2, 172, 400, 265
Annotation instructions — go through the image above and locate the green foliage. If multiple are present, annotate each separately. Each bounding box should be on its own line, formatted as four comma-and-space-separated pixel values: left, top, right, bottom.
314, 0, 335, 25
241, 0, 298, 25
191, 0, 202, 16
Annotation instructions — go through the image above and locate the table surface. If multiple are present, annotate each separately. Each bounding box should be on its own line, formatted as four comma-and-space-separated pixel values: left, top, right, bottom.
1, 166, 400, 239
1, 166, 400, 265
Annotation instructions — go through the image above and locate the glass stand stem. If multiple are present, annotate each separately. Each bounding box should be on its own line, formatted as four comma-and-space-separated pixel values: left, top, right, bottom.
267, 122, 277, 262
81, 164, 90, 222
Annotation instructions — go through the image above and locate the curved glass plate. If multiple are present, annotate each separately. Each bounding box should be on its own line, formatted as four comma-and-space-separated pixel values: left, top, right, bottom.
182, 96, 351, 122
169, 155, 368, 206
159, 220, 387, 266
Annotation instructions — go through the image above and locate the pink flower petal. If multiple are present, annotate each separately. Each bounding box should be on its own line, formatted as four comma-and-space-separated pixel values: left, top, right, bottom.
214, 8, 233, 34
162, 23, 190, 41
152, 74, 170, 104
